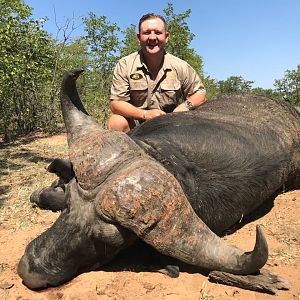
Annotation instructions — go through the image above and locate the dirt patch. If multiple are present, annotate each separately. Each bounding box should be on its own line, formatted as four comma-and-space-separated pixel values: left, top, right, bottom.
0, 133, 299, 300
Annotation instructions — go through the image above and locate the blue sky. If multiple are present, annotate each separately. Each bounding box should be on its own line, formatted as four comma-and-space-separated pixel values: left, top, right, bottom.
25, 0, 300, 89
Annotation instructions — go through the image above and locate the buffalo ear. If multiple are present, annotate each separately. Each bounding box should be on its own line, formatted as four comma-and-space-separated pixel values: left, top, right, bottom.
47, 158, 75, 182
30, 186, 67, 212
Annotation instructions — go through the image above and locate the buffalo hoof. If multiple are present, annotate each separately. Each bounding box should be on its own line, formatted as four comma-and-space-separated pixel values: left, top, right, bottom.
150, 264, 180, 278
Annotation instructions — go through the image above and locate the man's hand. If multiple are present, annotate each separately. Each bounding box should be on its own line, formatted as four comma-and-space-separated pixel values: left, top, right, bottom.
173, 103, 189, 113
144, 109, 166, 120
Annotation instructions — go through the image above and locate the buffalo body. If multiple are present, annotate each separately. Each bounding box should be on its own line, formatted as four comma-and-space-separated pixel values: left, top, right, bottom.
18, 69, 300, 289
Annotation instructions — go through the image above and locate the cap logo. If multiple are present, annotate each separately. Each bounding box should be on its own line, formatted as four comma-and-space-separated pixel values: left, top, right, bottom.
130, 73, 143, 80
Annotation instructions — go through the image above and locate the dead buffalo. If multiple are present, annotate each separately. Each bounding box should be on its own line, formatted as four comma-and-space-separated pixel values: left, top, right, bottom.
18, 69, 300, 290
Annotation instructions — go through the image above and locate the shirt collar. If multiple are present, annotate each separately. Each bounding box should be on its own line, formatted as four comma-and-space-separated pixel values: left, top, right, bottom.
136, 50, 172, 73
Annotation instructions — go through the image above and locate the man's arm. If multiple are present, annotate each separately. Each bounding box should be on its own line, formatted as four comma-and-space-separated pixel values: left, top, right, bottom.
111, 100, 166, 120
173, 92, 206, 112
111, 101, 145, 120
172, 61, 206, 112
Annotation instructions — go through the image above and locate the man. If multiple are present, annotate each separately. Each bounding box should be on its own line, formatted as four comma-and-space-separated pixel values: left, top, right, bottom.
108, 13, 206, 132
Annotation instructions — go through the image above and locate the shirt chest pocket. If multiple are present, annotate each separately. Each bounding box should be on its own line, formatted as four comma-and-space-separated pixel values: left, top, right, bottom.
159, 80, 182, 102
129, 81, 148, 107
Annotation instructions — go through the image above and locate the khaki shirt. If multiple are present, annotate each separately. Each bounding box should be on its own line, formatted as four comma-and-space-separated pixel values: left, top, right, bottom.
110, 51, 206, 113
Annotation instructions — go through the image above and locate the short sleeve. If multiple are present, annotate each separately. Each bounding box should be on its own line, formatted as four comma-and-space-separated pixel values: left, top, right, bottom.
110, 58, 131, 101
181, 63, 206, 98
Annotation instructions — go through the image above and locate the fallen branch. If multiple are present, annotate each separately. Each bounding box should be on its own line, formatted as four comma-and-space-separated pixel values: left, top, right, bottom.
208, 268, 290, 294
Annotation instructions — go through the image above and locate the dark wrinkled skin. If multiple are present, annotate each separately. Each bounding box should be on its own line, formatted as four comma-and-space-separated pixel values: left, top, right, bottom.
30, 159, 74, 212
18, 69, 300, 290
129, 94, 300, 234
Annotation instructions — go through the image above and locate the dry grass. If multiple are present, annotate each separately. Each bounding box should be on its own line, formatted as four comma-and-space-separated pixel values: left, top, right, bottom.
199, 282, 214, 300
270, 248, 295, 262
0, 132, 68, 229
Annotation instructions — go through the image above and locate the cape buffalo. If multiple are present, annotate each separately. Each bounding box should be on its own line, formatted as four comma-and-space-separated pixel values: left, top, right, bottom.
18, 69, 300, 289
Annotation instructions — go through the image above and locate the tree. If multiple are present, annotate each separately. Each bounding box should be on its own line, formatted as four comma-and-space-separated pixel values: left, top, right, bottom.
54, 37, 90, 121
83, 12, 120, 72
120, 24, 139, 57
274, 65, 300, 106
218, 76, 254, 94
0, 0, 56, 141
202, 76, 220, 100
163, 3, 204, 76
82, 13, 121, 125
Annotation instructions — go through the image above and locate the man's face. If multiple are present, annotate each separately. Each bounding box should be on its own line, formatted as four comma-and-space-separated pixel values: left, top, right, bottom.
137, 18, 169, 56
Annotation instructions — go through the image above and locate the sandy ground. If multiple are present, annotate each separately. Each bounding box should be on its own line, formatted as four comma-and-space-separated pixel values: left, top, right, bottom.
0, 133, 299, 300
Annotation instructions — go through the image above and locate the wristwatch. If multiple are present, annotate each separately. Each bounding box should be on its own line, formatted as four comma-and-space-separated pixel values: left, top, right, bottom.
184, 99, 194, 110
